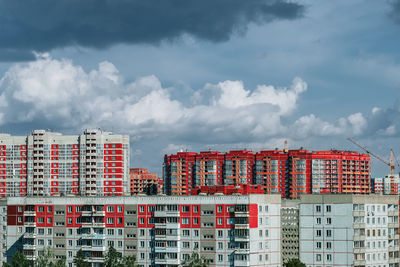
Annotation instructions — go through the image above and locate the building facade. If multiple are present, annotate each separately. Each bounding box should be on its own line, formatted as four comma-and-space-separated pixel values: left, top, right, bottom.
281, 199, 300, 264
5, 194, 281, 267
129, 168, 162, 195
0, 129, 130, 197
299, 194, 400, 267
373, 175, 400, 195
164, 149, 371, 198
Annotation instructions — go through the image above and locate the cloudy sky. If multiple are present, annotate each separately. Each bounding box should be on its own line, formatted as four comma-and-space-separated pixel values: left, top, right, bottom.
1, 0, 400, 176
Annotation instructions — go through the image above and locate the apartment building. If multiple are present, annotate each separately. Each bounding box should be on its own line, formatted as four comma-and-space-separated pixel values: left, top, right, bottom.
0, 200, 6, 264
373, 175, 400, 195
0, 129, 130, 197
281, 199, 300, 264
5, 194, 281, 267
129, 168, 162, 195
164, 149, 371, 198
299, 194, 400, 267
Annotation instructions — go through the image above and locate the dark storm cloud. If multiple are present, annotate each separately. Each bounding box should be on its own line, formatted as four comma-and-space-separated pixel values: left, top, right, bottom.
390, 0, 400, 23
0, 0, 305, 60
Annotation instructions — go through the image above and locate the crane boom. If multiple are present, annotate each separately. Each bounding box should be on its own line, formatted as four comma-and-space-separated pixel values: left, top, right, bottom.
347, 138, 391, 166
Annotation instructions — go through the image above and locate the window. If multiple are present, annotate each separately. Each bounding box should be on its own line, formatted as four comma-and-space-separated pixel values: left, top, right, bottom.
217, 218, 223, 225
316, 230, 322, 237
316, 218, 321, 224
193, 218, 199, 225
193, 206, 199, 213
107, 206, 114, 213
217, 230, 223, 238
326, 242, 332, 249
117, 206, 123, 213
139, 206, 145, 213
316, 205, 321, 212
327, 254, 332, 262
316, 242, 322, 249
326, 205, 331, 212
182, 218, 190, 225
182, 230, 190, 236
107, 218, 114, 224
326, 230, 332, 237
218, 254, 223, 262
326, 218, 332, 225
316, 254, 322, 262
217, 206, 223, 213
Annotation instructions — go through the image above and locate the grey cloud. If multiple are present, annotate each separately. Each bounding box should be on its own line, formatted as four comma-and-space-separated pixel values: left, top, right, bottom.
390, 0, 400, 23
0, 0, 305, 61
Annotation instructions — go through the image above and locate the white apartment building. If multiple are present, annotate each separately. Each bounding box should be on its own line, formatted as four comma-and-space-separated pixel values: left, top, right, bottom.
0, 129, 130, 197
5, 194, 281, 267
299, 194, 399, 267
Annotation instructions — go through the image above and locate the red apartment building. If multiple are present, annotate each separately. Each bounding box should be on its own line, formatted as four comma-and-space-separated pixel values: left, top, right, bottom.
0, 129, 130, 197
129, 168, 162, 195
164, 149, 371, 198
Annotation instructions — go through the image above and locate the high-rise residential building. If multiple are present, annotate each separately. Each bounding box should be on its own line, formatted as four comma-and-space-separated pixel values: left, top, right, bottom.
5, 194, 281, 267
163, 152, 197, 195
372, 175, 400, 195
311, 150, 371, 194
299, 194, 400, 267
0, 129, 129, 197
164, 149, 371, 198
223, 150, 255, 186
255, 150, 288, 197
193, 151, 224, 187
288, 150, 312, 199
129, 168, 162, 195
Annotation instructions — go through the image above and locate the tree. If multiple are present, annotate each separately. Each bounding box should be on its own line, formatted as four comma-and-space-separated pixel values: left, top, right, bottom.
182, 252, 208, 267
122, 255, 138, 267
283, 259, 306, 267
104, 245, 123, 267
3, 250, 31, 267
72, 249, 90, 267
34, 247, 66, 267
104, 245, 138, 267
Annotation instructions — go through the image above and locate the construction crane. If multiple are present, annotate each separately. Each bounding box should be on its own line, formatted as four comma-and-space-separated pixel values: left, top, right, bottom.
347, 137, 400, 194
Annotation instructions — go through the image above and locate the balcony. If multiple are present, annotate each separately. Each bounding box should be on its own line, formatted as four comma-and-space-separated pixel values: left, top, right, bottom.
234, 223, 249, 229
81, 211, 93, 217
88, 256, 104, 263
234, 211, 250, 217
23, 244, 36, 250
93, 222, 106, 228
353, 260, 366, 266
24, 221, 36, 227
93, 210, 105, 216
23, 232, 37, 239
234, 236, 250, 242
353, 248, 365, 254
25, 254, 36, 261
24, 211, 36, 217
81, 222, 93, 227
353, 223, 366, 229
352, 211, 364, 217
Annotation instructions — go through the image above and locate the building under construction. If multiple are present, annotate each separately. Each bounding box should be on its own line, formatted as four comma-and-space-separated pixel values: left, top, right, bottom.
163, 149, 371, 198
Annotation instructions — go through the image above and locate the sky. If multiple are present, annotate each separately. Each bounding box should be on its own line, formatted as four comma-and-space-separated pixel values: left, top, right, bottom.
1, 0, 400, 176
